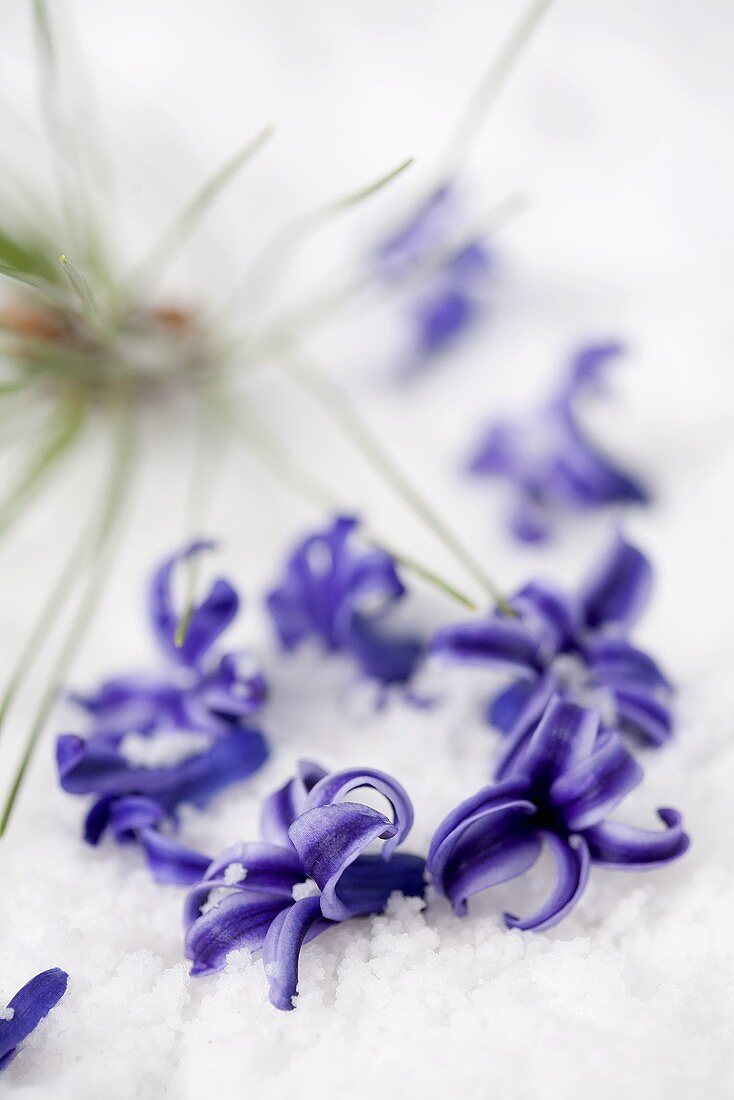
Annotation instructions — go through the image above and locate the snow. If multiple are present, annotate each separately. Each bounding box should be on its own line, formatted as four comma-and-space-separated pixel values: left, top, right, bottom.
1, 0, 734, 1097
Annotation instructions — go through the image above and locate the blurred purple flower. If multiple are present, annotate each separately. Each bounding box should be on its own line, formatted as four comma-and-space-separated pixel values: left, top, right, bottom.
431, 532, 672, 773
267, 516, 423, 690
468, 343, 650, 542
374, 186, 493, 374
185, 760, 425, 1010
0, 969, 68, 1072
428, 695, 688, 929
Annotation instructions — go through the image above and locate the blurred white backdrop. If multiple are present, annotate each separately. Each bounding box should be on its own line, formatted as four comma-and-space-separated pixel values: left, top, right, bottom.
1, 2, 733, 1096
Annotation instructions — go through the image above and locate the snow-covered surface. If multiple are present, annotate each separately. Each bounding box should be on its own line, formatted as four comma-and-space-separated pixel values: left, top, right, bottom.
1, 1, 734, 1096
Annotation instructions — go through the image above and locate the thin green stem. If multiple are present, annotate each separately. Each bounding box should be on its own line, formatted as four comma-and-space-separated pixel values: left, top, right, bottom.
0, 410, 137, 837
219, 157, 413, 320
127, 126, 275, 297
174, 400, 225, 646
32, 0, 92, 263
280, 355, 514, 614
0, 402, 86, 539
437, 0, 555, 180
0, 458, 111, 746
213, 390, 479, 612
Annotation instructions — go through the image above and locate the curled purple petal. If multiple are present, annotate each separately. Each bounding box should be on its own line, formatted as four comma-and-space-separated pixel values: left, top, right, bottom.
611, 685, 673, 747
427, 780, 537, 914
549, 733, 643, 832
150, 540, 239, 668
288, 803, 397, 921
582, 808, 689, 868
336, 852, 426, 916
185, 890, 289, 977
504, 832, 590, 932
584, 636, 671, 692
57, 726, 268, 811
0, 969, 69, 1072
137, 829, 212, 886
493, 673, 557, 781
262, 896, 330, 1011
510, 696, 599, 786
184, 842, 305, 927
430, 616, 542, 677
580, 532, 653, 631
260, 760, 328, 848
512, 581, 576, 657
303, 766, 414, 857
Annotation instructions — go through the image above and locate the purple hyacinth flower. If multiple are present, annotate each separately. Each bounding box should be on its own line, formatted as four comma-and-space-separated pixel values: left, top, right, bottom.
185, 760, 425, 1010
431, 532, 673, 768
58, 543, 269, 875
71, 541, 268, 738
0, 969, 68, 1072
266, 516, 423, 690
427, 695, 689, 930
374, 186, 493, 373
468, 343, 650, 542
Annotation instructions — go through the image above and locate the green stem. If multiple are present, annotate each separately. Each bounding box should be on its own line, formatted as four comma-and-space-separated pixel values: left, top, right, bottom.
213, 391, 479, 612
0, 410, 137, 837
280, 356, 513, 614
0, 458, 109, 746
437, 0, 555, 179
0, 402, 87, 539
127, 126, 275, 298
174, 400, 225, 647
219, 157, 413, 321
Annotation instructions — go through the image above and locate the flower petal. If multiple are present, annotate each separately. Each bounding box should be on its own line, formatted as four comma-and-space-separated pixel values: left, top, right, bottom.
584, 637, 671, 693
345, 613, 423, 686
184, 843, 305, 927
549, 733, 643, 831
513, 581, 577, 657
430, 616, 542, 677
304, 766, 414, 858
57, 726, 268, 810
488, 680, 537, 735
70, 673, 184, 737
579, 532, 653, 631
611, 685, 673, 747
582, 808, 689, 868
493, 673, 558, 781
512, 696, 600, 787
262, 896, 331, 1011
185, 890, 288, 977
137, 829, 212, 886
427, 780, 537, 914
288, 803, 397, 921
336, 852, 426, 916
0, 969, 69, 1071
552, 416, 649, 510
260, 760, 328, 848
150, 541, 239, 667
504, 832, 590, 931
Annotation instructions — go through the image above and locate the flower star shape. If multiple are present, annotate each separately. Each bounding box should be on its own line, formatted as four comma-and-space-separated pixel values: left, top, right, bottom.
467, 342, 650, 542
427, 696, 689, 930
184, 761, 426, 1010
0, 969, 68, 1072
267, 516, 423, 693
431, 531, 673, 775
373, 185, 493, 374
57, 542, 269, 875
